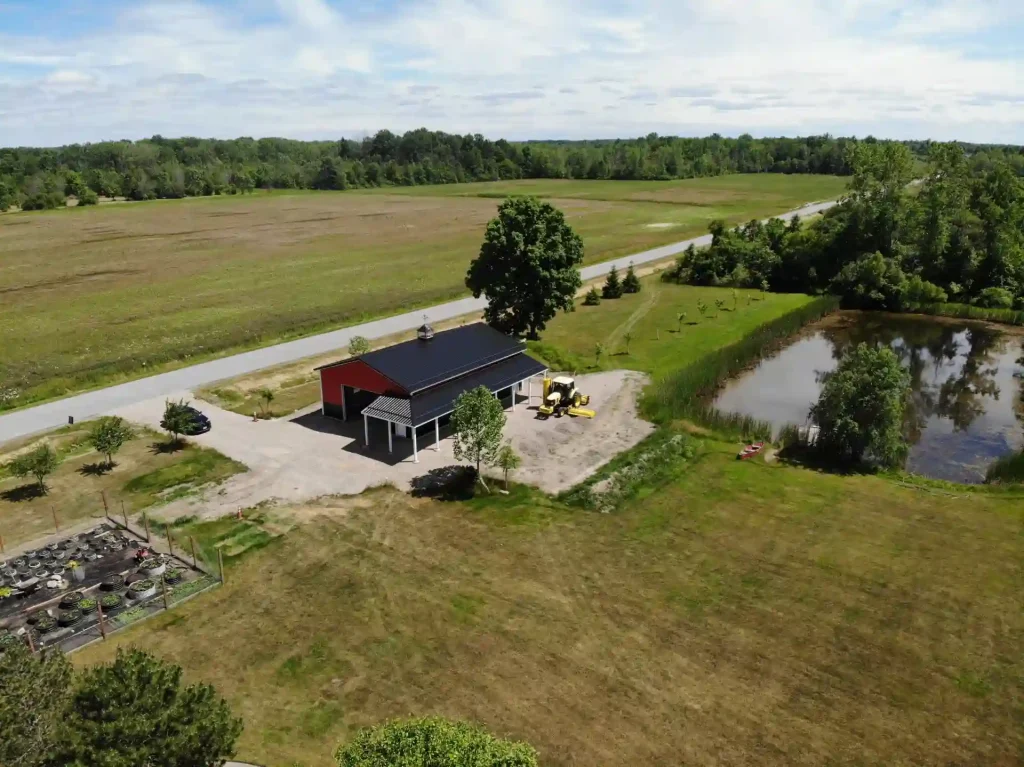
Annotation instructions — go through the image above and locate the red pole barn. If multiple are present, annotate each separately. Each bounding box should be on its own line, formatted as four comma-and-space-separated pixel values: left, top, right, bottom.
316, 322, 546, 463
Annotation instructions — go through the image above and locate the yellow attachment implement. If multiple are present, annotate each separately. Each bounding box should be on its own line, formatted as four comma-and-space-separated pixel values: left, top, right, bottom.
567, 407, 596, 418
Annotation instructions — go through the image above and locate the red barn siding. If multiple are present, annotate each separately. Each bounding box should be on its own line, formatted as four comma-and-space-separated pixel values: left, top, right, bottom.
320, 361, 407, 406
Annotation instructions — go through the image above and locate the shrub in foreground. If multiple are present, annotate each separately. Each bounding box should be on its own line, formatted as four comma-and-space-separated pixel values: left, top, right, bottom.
52, 647, 242, 767
336, 716, 538, 767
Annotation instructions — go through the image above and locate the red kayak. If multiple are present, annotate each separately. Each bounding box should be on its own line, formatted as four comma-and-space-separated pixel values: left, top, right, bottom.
737, 441, 765, 460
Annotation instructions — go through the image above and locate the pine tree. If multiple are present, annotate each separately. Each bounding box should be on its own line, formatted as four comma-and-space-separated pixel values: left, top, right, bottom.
583, 286, 601, 305
602, 266, 623, 299
622, 262, 641, 293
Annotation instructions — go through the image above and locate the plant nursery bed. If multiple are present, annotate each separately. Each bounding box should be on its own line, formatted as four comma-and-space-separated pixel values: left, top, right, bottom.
0, 522, 212, 653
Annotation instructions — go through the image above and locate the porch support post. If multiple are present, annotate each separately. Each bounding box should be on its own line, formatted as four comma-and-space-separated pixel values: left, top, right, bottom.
529, 377, 532, 404
434, 418, 440, 452
341, 386, 347, 421
363, 413, 369, 446
387, 420, 393, 454
512, 384, 516, 412
412, 427, 419, 463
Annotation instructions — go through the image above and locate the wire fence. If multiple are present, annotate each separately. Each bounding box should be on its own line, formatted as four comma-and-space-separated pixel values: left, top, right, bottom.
2, 495, 226, 656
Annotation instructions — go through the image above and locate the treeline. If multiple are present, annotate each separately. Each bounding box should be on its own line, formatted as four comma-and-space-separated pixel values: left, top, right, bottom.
0, 130, 863, 211
663, 142, 1024, 311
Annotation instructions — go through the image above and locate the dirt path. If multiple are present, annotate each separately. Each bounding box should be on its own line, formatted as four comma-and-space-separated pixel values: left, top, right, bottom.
605, 283, 660, 352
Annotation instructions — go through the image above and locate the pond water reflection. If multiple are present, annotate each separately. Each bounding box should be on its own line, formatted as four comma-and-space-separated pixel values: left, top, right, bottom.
714, 312, 1024, 483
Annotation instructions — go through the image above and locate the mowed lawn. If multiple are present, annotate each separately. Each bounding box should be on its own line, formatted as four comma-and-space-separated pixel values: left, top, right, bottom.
0, 175, 846, 409
198, 278, 817, 418
0, 424, 246, 549
75, 451, 1024, 766
531, 275, 817, 378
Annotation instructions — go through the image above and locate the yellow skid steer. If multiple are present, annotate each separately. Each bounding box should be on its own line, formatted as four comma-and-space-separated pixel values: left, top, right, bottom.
538, 376, 595, 419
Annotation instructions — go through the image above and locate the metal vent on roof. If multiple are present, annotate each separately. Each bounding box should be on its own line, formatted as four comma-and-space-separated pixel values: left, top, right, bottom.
417, 316, 434, 341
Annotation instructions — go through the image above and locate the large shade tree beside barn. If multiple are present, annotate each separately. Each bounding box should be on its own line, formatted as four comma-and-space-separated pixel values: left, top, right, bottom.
466, 196, 584, 339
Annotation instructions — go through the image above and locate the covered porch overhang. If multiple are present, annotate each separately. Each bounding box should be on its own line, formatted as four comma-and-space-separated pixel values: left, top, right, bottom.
360, 360, 547, 463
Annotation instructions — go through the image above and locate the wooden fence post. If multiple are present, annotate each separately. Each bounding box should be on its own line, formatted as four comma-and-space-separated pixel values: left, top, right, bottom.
161, 576, 169, 610
26, 630, 36, 653
189, 536, 198, 569
143, 512, 151, 543
165, 524, 174, 556
218, 549, 225, 584
0, 533, 5, 555
100, 489, 109, 514
97, 602, 107, 640
51, 505, 60, 533
121, 500, 129, 530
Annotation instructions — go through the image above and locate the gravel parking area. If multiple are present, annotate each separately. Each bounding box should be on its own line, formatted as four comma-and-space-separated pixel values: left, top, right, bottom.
502, 371, 654, 493
111, 370, 652, 517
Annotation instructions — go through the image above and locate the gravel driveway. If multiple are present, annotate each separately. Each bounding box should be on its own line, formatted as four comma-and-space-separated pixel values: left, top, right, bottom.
112, 370, 652, 519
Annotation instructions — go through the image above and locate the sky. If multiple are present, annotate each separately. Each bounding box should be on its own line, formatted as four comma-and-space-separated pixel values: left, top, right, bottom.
1, 0, 1023, 147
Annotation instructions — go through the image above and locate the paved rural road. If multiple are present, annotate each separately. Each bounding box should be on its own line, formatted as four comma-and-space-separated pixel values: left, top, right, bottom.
0, 200, 837, 444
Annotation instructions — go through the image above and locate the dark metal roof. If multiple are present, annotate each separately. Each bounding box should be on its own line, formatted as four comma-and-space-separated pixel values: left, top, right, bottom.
408, 353, 546, 426
345, 323, 528, 394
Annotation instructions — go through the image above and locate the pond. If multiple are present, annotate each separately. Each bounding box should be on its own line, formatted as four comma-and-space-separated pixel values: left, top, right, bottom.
714, 312, 1024, 483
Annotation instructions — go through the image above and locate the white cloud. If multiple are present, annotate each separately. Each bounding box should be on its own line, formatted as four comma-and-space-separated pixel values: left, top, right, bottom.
0, 0, 1022, 145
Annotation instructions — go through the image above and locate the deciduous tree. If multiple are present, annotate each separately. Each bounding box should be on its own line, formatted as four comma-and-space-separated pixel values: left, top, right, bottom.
450, 386, 506, 491
830, 251, 908, 310
160, 399, 195, 445
496, 443, 522, 490
810, 343, 910, 467
466, 196, 584, 339
348, 335, 370, 356
88, 417, 135, 468
8, 443, 60, 493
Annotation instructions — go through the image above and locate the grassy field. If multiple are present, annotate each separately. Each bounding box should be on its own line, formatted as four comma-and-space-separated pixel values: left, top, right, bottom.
529, 275, 817, 378
0, 175, 846, 411
76, 448, 1024, 766
196, 276, 818, 419
0, 424, 246, 550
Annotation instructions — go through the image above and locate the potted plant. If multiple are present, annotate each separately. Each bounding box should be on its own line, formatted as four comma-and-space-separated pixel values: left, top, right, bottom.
101, 574, 125, 591
138, 557, 167, 577
58, 608, 82, 627
100, 593, 123, 611
163, 568, 184, 585
0, 586, 12, 600
68, 560, 86, 583
60, 591, 85, 609
128, 579, 157, 600
35, 614, 57, 633
78, 597, 98, 614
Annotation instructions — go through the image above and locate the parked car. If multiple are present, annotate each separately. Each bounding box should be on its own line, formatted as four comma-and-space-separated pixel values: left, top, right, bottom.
182, 406, 211, 435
